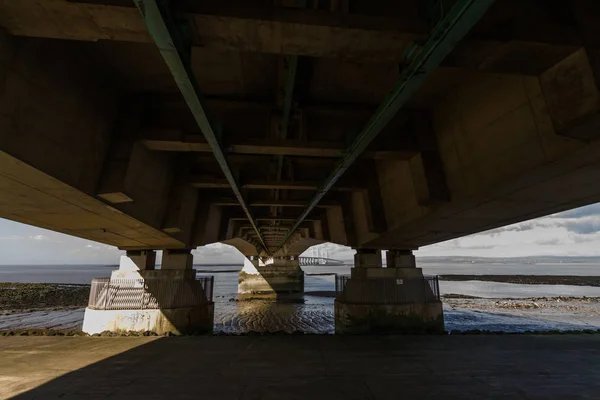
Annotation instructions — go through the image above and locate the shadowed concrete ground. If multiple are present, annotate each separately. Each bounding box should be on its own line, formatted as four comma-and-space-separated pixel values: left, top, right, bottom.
1, 335, 600, 399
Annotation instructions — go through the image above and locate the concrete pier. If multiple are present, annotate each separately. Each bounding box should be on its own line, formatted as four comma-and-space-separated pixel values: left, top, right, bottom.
3, 1, 600, 306
238, 256, 304, 299
335, 249, 444, 334
82, 250, 214, 335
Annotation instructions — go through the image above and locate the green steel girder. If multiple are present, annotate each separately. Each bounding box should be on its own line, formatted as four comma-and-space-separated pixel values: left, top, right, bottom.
280, 55, 299, 144
277, 0, 496, 250
273, 55, 299, 215
133, 0, 268, 253
275, 55, 299, 181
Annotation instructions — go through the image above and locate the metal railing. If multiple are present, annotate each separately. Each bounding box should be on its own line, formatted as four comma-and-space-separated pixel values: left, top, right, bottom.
88, 276, 214, 310
335, 275, 440, 304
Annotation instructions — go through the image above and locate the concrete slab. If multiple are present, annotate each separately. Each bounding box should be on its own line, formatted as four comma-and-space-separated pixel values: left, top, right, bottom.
1, 335, 600, 399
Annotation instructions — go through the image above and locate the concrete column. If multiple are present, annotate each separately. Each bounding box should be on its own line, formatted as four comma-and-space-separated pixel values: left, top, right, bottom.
385, 250, 423, 279
354, 248, 382, 268
124, 250, 156, 271
83, 249, 213, 335
238, 255, 304, 300
386, 250, 416, 268
246, 256, 260, 267
162, 249, 193, 270
335, 249, 443, 334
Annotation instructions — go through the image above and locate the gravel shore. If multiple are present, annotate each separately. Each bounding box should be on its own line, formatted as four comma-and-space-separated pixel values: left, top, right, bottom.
2, 278, 600, 331
444, 294, 600, 311
439, 275, 600, 286
0, 283, 90, 315
1, 281, 600, 333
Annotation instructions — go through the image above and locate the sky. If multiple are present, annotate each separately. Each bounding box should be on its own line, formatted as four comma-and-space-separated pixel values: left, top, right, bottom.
1, 202, 600, 264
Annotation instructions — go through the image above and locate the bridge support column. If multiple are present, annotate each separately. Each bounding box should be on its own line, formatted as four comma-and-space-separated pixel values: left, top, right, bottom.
83, 250, 214, 335
238, 256, 304, 299
335, 249, 444, 334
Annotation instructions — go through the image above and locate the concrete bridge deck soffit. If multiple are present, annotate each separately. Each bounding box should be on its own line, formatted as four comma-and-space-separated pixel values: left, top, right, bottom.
1, 0, 600, 257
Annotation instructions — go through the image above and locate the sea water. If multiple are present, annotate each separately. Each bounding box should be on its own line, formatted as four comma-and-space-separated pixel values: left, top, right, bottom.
1, 263, 600, 333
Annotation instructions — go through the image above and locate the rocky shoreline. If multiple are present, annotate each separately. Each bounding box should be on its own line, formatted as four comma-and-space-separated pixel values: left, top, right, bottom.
0, 283, 90, 315
439, 275, 600, 286
2, 278, 600, 334
3, 277, 600, 314
444, 295, 600, 311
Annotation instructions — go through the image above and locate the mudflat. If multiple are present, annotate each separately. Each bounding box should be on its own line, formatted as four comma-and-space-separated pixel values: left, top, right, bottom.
440, 275, 600, 286
0, 283, 89, 315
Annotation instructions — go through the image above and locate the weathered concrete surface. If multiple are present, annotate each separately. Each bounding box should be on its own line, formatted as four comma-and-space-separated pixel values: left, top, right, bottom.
1, 335, 600, 399
334, 301, 444, 334
0, 28, 183, 250
238, 258, 304, 299
336, 250, 443, 334
82, 305, 214, 335
82, 254, 214, 335
2, 2, 600, 257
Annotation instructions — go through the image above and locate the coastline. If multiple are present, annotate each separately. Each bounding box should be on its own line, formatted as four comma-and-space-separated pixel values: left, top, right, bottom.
439, 275, 600, 286
1, 277, 600, 333
0, 283, 89, 315
444, 296, 600, 321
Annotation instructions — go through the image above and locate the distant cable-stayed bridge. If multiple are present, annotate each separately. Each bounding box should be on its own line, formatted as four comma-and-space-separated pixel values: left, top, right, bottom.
298, 257, 345, 266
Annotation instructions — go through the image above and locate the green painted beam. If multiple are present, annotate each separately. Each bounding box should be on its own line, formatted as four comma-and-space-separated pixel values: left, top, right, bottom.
280, 55, 299, 144
133, 0, 268, 253
277, 0, 496, 250
273, 55, 299, 213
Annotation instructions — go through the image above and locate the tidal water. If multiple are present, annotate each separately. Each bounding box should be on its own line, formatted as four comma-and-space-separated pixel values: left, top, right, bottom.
1, 263, 600, 333
2, 262, 600, 285
206, 264, 600, 333
421, 262, 600, 276
0, 264, 115, 284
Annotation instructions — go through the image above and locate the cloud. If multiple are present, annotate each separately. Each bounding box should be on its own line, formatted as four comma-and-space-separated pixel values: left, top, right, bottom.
0, 218, 122, 264
418, 202, 600, 257
67, 245, 123, 262
485, 221, 541, 236
466, 201, 600, 240
545, 203, 600, 236
190, 243, 245, 264
560, 219, 600, 235
458, 244, 495, 250
572, 233, 600, 243
438, 238, 496, 250
27, 234, 63, 244
3, 201, 600, 265
29, 234, 47, 241
553, 203, 600, 219
0, 235, 24, 240
535, 238, 561, 245
193, 245, 229, 258
449, 204, 600, 246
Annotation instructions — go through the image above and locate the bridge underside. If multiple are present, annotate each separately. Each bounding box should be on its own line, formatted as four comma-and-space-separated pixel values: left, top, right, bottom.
5, 0, 600, 335
1, 0, 600, 259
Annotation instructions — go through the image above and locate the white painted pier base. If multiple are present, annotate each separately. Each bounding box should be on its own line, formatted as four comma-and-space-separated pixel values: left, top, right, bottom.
83, 251, 214, 335
82, 306, 214, 335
